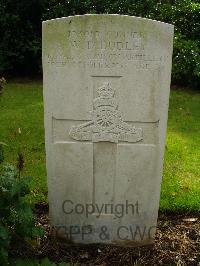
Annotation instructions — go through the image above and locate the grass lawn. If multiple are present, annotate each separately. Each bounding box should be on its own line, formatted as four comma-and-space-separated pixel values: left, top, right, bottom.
0, 81, 199, 211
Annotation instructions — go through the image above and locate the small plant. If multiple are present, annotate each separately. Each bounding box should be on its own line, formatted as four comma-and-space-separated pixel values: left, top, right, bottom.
0, 147, 43, 265
0, 142, 7, 164
0, 77, 6, 95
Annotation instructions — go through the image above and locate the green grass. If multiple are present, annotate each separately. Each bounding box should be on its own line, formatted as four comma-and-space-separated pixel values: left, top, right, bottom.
0, 81, 199, 211
160, 87, 200, 212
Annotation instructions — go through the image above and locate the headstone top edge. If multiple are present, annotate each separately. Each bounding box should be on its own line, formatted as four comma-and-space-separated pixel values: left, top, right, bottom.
42, 14, 174, 29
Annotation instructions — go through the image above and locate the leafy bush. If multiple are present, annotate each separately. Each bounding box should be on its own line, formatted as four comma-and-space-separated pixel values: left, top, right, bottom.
0, 0, 44, 75
0, 150, 43, 264
0, 0, 199, 87
151, 0, 200, 88
173, 33, 200, 87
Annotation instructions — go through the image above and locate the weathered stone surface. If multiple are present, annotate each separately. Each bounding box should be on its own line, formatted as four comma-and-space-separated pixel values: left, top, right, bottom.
42, 14, 174, 245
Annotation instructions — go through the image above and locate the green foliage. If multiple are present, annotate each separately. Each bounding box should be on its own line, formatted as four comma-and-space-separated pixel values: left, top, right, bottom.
0, 0, 45, 75
0, 149, 43, 264
0, 0, 199, 87
152, 0, 200, 88
173, 33, 200, 87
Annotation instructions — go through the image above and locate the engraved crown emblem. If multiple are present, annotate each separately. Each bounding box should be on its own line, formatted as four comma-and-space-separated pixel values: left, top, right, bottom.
93, 82, 117, 109
97, 82, 114, 98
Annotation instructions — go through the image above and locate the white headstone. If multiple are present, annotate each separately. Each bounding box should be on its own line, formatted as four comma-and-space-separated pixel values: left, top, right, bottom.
42, 15, 174, 246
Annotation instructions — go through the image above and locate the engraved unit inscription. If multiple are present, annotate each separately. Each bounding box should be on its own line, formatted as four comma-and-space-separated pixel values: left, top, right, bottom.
47, 28, 162, 70
69, 82, 143, 143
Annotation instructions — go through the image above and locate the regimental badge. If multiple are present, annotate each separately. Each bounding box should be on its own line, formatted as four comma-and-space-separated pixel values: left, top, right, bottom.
69, 82, 143, 143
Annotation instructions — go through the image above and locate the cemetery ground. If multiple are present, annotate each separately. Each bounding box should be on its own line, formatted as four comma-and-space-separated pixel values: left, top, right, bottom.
0, 80, 199, 265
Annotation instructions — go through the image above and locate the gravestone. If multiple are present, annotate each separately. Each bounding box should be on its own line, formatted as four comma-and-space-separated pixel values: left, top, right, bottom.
42, 15, 174, 246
